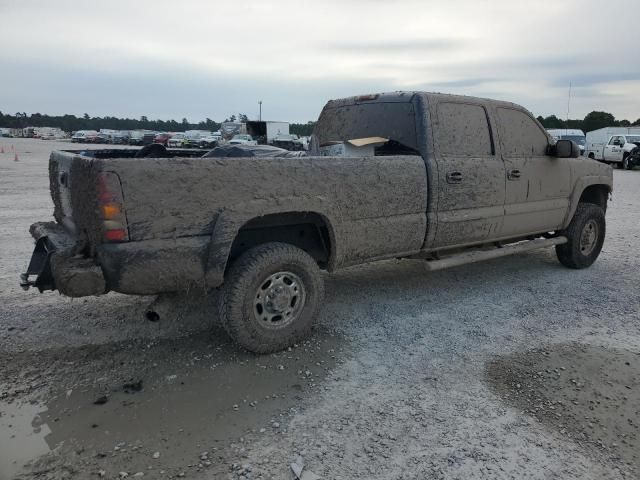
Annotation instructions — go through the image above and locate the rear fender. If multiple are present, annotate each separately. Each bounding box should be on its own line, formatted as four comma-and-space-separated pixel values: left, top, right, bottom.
204, 196, 340, 287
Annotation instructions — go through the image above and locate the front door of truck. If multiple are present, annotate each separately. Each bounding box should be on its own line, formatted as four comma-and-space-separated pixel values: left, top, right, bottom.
432, 101, 506, 247
496, 107, 571, 237
604, 136, 625, 162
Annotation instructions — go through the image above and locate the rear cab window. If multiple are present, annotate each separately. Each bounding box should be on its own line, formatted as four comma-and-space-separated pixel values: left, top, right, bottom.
311, 99, 420, 156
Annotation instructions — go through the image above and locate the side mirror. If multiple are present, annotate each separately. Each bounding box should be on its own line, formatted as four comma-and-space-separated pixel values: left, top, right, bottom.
549, 139, 580, 158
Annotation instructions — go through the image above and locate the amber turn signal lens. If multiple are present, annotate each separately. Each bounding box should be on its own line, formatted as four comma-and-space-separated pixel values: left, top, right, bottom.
101, 203, 121, 220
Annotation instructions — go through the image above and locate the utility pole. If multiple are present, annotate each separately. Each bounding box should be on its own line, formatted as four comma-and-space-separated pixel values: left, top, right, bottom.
566, 81, 572, 134
258, 100, 262, 121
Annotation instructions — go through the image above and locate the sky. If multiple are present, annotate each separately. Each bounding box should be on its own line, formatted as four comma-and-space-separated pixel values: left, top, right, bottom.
1, 0, 639, 123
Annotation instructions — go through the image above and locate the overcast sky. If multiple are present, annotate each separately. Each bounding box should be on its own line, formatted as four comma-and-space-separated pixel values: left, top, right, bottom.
1, 0, 638, 123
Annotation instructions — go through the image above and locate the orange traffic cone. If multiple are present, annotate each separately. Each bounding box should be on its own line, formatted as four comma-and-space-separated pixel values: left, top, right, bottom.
14, 153, 19, 161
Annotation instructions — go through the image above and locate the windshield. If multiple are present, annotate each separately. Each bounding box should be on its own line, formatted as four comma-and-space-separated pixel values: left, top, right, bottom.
560, 135, 586, 145
626, 135, 640, 143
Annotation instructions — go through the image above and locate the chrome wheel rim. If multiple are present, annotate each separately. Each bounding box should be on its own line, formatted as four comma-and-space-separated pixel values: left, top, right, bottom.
254, 271, 306, 329
579, 220, 599, 256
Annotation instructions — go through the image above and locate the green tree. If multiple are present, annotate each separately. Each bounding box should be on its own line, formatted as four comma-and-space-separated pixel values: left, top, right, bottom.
582, 111, 616, 132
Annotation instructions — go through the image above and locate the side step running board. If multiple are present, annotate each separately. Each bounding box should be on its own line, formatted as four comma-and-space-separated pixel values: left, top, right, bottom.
424, 236, 568, 271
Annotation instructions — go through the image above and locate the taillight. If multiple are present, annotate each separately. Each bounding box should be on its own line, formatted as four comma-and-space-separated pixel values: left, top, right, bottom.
97, 172, 129, 242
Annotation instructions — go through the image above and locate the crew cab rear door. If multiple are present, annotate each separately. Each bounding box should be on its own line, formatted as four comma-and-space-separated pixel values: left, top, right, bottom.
496, 107, 571, 237
431, 100, 505, 247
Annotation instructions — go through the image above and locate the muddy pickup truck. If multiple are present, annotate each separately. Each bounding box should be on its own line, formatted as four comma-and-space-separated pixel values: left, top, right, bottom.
21, 92, 613, 353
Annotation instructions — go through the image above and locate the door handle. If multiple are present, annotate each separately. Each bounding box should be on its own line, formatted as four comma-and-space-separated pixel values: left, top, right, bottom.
446, 171, 463, 184
507, 169, 521, 180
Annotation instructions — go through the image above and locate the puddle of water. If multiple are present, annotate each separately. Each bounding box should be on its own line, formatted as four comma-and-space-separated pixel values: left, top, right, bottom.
486, 343, 640, 473
0, 400, 51, 480
3, 332, 344, 477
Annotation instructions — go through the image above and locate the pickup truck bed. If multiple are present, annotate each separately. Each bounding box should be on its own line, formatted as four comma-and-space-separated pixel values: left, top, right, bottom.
35, 149, 427, 296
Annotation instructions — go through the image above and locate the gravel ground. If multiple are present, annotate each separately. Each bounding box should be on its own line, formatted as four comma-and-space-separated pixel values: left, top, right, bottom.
0, 138, 639, 480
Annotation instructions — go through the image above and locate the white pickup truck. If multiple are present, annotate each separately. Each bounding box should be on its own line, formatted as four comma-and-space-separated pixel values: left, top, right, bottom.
586, 128, 640, 169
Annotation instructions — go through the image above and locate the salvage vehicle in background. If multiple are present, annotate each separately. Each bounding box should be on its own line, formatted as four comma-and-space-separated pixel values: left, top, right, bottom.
167, 132, 186, 148
71, 130, 99, 143
153, 132, 172, 146
271, 133, 304, 151
586, 127, 640, 168
588, 134, 640, 169
228, 134, 257, 145
21, 92, 612, 354
198, 132, 221, 149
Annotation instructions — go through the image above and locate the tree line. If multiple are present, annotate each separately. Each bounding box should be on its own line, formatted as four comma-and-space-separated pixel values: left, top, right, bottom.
537, 111, 640, 132
0, 110, 317, 137
4, 109, 636, 137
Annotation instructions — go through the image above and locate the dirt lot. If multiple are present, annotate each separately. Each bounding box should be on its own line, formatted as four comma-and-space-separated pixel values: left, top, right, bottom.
1, 138, 639, 480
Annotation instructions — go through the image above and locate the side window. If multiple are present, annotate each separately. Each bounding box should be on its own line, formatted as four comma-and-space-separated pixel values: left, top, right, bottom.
608, 136, 619, 145
435, 102, 493, 156
496, 107, 549, 156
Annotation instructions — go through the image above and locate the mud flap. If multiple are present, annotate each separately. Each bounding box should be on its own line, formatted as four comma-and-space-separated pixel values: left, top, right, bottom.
20, 237, 56, 292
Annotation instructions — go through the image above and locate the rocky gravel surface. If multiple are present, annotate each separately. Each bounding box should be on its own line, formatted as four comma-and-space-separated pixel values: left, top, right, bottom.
1, 139, 639, 479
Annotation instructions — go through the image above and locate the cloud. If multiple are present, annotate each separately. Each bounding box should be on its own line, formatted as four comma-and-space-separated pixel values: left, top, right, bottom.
328, 38, 465, 54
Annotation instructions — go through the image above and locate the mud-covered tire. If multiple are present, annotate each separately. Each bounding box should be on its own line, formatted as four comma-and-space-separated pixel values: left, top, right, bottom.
219, 242, 324, 354
556, 203, 605, 269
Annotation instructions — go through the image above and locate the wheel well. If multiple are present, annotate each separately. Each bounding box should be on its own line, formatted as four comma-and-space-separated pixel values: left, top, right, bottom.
579, 185, 609, 212
588, 152, 595, 159
229, 212, 332, 269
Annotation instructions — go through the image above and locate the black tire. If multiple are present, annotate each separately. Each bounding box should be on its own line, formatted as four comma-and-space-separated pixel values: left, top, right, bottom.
622, 155, 631, 170
556, 203, 605, 269
588, 152, 595, 159
219, 242, 324, 353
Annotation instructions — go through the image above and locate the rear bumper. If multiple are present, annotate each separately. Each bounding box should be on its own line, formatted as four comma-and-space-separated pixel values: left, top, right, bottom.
22, 222, 211, 297
21, 222, 107, 297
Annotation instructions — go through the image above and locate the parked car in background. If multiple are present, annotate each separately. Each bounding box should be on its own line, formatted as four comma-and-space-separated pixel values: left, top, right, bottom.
198, 132, 221, 149
589, 133, 640, 169
271, 133, 304, 151
183, 130, 211, 148
40, 132, 57, 140
228, 134, 257, 145
71, 130, 99, 143
95, 133, 112, 144
129, 130, 155, 146
112, 131, 130, 144
154, 132, 172, 146
585, 127, 640, 169
167, 132, 186, 148
129, 131, 144, 145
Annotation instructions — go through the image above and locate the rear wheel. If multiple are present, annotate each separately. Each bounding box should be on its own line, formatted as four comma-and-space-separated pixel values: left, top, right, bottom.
219, 242, 324, 353
556, 203, 605, 269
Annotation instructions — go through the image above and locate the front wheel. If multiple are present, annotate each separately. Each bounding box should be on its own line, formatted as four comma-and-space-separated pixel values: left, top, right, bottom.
622, 155, 631, 170
219, 242, 324, 353
556, 203, 605, 269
